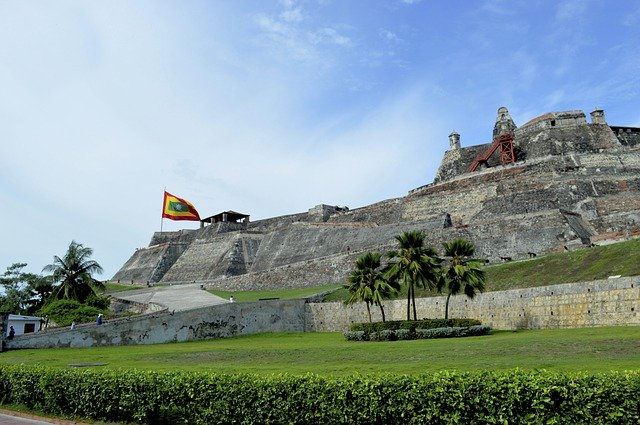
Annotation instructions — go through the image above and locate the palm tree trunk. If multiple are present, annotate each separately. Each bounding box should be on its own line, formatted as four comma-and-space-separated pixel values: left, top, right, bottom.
411, 284, 417, 321
379, 305, 386, 322
406, 285, 411, 321
445, 292, 452, 320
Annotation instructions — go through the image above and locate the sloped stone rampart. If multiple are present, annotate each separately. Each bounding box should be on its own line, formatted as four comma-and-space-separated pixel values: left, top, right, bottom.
112, 111, 640, 287
111, 243, 189, 284
306, 277, 639, 331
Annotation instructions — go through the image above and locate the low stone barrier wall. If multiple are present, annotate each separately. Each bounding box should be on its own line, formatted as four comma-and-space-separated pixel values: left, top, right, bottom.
306, 277, 639, 331
4, 278, 638, 350
6, 299, 306, 349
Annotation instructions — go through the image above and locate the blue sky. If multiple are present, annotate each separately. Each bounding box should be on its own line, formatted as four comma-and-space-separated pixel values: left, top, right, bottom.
1, 0, 639, 278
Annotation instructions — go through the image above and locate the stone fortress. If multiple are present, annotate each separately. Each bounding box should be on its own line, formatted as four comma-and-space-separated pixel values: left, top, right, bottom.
6, 106, 640, 349
114, 106, 640, 292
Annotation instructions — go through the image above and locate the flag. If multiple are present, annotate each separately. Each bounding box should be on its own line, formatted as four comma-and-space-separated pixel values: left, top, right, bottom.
162, 191, 201, 221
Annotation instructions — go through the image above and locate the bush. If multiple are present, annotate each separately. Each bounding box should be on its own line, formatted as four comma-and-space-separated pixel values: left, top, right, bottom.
85, 294, 111, 310
0, 366, 638, 424
344, 325, 492, 341
38, 299, 102, 327
350, 318, 481, 333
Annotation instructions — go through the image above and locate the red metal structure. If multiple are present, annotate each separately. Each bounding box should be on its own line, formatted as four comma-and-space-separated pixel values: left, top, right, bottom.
468, 133, 515, 172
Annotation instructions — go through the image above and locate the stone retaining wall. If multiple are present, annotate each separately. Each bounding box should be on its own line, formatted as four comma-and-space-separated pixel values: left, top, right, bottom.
4, 278, 638, 350
306, 277, 639, 331
5, 299, 306, 349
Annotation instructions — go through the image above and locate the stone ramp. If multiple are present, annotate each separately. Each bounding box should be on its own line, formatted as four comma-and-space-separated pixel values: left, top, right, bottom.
110, 284, 229, 312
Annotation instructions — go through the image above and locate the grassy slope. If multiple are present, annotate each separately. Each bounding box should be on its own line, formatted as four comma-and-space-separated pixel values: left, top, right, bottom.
1, 327, 638, 375
326, 238, 640, 301
483, 238, 640, 291
207, 284, 340, 302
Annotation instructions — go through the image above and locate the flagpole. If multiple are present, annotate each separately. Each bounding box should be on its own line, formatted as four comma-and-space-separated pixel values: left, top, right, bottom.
160, 187, 166, 233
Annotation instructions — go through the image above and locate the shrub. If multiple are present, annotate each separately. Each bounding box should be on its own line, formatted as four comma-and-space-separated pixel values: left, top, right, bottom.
343, 331, 366, 341
85, 294, 111, 310
0, 366, 638, 424
38, 299, 102, 327
350, 318, 481, 333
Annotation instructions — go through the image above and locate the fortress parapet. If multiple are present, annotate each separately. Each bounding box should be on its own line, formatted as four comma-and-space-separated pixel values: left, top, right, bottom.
113, 106, 640, 290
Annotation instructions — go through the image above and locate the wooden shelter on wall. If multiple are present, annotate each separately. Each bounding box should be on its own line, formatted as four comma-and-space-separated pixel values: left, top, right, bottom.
200, 211, 250, 228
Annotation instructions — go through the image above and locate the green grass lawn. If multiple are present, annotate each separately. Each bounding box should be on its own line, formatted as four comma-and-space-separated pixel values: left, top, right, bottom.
207, 283, 340, 302
2, 326, 638, 375
101, 282, 145, 293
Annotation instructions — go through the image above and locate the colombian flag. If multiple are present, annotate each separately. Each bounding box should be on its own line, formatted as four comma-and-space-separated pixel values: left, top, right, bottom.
162, 191, 201, 221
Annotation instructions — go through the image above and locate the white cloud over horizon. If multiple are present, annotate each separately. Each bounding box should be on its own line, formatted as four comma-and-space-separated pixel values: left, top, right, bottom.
1, 0, 639, 278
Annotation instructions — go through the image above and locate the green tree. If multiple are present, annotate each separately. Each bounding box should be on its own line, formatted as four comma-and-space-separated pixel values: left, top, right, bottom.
38, 299, 102, 326
438, 239, 487, 319
43, 241, 105, 303
0, 263, 52, 314
344, 252, 398, 322
386, 230, 441, 321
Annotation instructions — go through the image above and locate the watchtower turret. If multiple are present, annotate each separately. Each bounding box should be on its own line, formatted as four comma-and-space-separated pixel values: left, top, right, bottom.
449, 131, 460, 150
590, 108, 606, 125
493, 106, 517, 138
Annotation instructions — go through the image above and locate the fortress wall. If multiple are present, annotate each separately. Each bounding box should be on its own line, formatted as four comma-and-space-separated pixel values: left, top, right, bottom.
247, 212, 309, 232
613, 127, 640, 147
111, 244, 181, 284
159, 232, 264, 283
249, 221, 430, 273
307, 277, 640, 332
433, 143, 498, 184
326, 198, 404, 225
434, 121, 621, 184
150, 229, 198, 246
6, 279, 637, 350
5, 299, 306, 349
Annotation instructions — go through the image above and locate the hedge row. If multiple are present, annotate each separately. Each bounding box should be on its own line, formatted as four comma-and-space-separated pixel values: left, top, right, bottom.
349, 318, 482, 332
1, 365, 638, 424
344, 325, 492, 341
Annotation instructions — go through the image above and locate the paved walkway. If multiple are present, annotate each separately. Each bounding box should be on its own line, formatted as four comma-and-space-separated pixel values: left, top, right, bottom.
0, 410, 90, 425
110, 283, 229, 311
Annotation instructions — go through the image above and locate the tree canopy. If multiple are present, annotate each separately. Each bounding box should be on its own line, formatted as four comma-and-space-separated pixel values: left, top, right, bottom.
43, 241, 105, 303
385, 231, 441, 321
438, 239, 486, 319
344, 252, 399, 322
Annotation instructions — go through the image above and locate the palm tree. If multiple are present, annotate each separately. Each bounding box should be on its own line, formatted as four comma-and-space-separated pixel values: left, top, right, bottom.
43, 241, 105, 303
385, 231, 441, 321
344, 252, 398, 322
438, 239, 486, 319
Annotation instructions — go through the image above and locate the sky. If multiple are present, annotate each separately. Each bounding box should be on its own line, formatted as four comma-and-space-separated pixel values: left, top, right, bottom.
1, 0, 639, 279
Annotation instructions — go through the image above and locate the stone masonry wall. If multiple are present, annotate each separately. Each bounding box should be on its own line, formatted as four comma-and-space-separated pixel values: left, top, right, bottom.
306, 277, 639, 331
5, 278, 638, 350
5, 299, 306, 349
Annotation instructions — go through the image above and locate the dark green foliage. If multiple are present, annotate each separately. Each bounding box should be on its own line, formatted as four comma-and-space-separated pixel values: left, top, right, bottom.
38, 299, 102, 326
85, 294, 110, 310
0, 366, 638, 424
0, 263, 53, 315
344, 251, 399, 322
344, 325, 492, 341
439, 239, 487, 319
386, 230, 441, 321
43, 241, 104, 303
349, 318, 481, 332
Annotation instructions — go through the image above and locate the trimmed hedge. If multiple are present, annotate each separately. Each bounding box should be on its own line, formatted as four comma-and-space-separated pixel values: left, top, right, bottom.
344, 325, 492, 341
349, 318, 482, 332
1, 365, 638, 424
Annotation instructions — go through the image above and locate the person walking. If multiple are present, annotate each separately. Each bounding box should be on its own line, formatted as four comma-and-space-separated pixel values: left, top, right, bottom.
8, 326, 15, 339
96, 314, 103, 325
